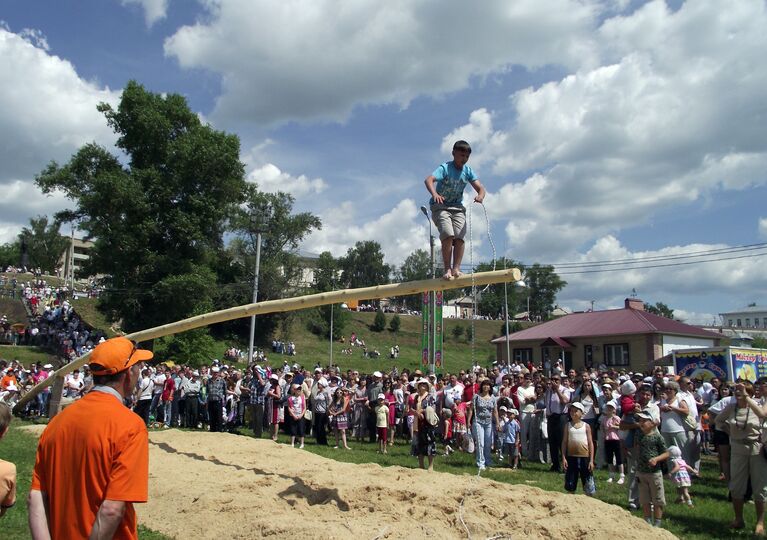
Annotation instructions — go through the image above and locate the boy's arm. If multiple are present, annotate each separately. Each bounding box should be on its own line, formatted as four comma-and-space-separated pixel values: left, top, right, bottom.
561, 426, 569, 468
469, 179, 486, 203
424, 176, 444, 205
586, 424, 595, 469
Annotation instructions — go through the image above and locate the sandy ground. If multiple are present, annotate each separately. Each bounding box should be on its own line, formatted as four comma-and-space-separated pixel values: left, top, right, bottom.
23, 426, 677, 539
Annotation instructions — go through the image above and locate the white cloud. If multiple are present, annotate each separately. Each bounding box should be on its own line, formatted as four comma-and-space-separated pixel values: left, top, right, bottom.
121, 0, 169, 27
445, 0, 767, 261
305, 199, 427, 268
760, 217, 767, 239
556, 236, 767, 318
247, 163, 327, 198
164, 0, 601, 124
0, 27, 119, 243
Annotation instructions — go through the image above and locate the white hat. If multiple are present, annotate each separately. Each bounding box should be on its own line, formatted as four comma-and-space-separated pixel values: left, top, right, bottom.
314, 367, 322, 372
416, 378, 429, 386
43, 363, 53, 369
269, 374, 279, 381
569, 402, 585, 413
318, 378, 328, 386
507, 408, 519, 416
605, 400, 618, 410
377, 393, 385, 400
6, 384, 18, 392
499, 405, 509, 412
211, 367, 220, 373
192, 371, 200, 376
373, 371, 382, 378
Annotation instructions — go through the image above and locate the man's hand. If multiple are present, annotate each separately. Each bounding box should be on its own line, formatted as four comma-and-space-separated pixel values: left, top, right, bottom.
648, 457, 658, 467
588, 461, 594, 472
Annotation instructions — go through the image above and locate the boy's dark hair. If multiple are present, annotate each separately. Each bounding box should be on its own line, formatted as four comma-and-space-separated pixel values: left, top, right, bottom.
453, 140, 472, 153
0, 403, 11, 433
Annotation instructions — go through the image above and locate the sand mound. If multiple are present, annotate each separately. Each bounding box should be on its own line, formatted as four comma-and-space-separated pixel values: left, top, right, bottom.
139, 430, 675, 540
20, 425, 676, 539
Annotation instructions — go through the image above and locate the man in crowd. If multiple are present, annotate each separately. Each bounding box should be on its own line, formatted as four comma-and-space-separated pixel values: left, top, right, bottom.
28, 337, 151, 539
207, 366, 226, 432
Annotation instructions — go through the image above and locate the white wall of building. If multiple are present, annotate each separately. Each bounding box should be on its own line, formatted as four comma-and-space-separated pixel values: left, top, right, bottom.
662, 335, 717, 356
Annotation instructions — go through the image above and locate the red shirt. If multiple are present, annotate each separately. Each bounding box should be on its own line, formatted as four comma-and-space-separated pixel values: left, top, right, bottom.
161, 377, 175, 401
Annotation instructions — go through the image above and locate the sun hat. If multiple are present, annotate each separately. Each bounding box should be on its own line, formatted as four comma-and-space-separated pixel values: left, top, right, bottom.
318, 378, 328, 386
373, 371, 382, 378
507, 408, 519, 416
89, 337, 153, 376
269, 374, 279, 381
569, 402, 585, 413
635, 410, 653, 421
377, 393, 385, 400
43, 363, 53, 369
211, 367, 220, 373
499, 405, 509, 412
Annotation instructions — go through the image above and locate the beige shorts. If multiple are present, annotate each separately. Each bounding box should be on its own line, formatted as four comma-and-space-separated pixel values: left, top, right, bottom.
431, 207, 466, 241
637, 471, 665, 508
729, 447, 767, 502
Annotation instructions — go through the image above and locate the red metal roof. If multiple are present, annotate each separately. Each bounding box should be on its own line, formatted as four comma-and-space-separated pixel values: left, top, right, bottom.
491, 308, 722, 344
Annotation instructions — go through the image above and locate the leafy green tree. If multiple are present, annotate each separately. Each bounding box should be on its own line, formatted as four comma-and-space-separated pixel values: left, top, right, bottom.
154, 328, 219, 367
398, 248, 432, 310
389, 314, 401, 332
372, 308, 387, 332
36, 81, 246, 333
339, 241, 391, 304
18, 216, 69, 273
452, 324, 464, 340
304, 250, 348, 340
752, 336, 767, 350
474, 258, 525, 318
0, 241, 20, 269
222, 185, 321, 342
525, 263, 567, 321
645, 301, 675, 319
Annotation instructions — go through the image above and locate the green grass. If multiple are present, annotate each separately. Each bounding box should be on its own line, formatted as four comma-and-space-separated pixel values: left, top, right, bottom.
69, 297, 119, 337
0, 346, 56, 366
0, 420, 171, 540
0, 297, 27, 326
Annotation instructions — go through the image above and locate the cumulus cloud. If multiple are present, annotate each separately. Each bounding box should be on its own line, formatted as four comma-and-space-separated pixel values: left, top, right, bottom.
446, 0, 767, 261
305, 199, 427, 268
0, 27, 119, 243
760, 217, 767, 239
247, 163, 327, 198
121, 0, 169, 27
555, 236, 767, 320
164, 0, 601, 124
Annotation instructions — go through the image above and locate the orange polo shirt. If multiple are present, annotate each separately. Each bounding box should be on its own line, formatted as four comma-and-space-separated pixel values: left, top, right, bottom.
31, 389, 149, 539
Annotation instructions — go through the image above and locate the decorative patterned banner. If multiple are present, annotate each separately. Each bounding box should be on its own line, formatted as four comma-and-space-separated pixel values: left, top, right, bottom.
421, 291, 430, 366
435, 291, 443, 369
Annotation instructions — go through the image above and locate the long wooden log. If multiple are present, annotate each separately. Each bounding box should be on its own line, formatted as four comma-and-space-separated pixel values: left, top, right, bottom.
14, 268, 521, 414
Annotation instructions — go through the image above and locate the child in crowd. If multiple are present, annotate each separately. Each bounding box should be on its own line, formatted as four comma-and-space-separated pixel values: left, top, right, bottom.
561, 402, 595, 495
442, 408, 453, 455
502, 407, 522, 469
600, 401, 625, 484
287, 384, 306, 449
619, 380, 638, 447
635, 411, 670, 527
0, 403, 16, 518
667, 445, 698, 506
375, 394, 389, 454
452, 396, 469, 452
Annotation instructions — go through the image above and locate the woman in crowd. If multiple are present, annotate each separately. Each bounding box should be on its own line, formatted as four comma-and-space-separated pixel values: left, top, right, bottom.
467, 378, 500, 470
266, 374, 283, 441
312, 377, 330, 446
352, 377, 368, 442
709, 384, 734, 481
329, 387, 351, 450
715, 382, 767, 535
660, 381, 691, 453
383, 378, 396, 446
574, 379, 600, 452
529, 383, 549, 464
412, 378, 437, 471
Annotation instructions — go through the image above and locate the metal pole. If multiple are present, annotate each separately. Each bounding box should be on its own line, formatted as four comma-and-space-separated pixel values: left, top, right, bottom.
504, 274, 511, 366
329, 302, 334, 367
430, 233, 436, 374
248, 232, 262, 365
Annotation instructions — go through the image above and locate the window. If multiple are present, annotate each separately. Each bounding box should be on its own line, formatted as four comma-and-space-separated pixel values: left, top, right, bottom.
604, 343, 629, 367
584, 345, 594, 368
746, 318, 751, 327
763, 317, 767, 328
728, 319, 733, 327
737, 319, 742, 327
513, 348, 533, 364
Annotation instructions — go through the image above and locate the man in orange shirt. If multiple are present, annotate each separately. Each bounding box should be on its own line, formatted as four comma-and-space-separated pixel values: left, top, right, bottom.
28, 337, 153, 540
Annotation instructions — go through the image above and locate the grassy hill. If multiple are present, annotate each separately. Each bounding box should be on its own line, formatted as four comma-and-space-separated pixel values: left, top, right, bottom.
0, 297, 27, 325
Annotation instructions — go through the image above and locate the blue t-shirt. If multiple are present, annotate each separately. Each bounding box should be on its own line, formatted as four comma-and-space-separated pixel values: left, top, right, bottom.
430, 161, 477, 207
502, 419, 521, 444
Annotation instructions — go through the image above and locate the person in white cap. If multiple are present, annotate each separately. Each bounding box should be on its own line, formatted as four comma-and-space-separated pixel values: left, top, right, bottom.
375, 393, 389, 454
561, 401, 595, 496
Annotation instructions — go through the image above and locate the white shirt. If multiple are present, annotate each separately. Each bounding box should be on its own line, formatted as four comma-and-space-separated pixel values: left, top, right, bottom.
517, 384, 536, 414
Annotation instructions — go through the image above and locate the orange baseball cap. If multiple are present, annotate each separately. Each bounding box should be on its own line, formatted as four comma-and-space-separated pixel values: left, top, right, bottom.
89, 337, 153, 375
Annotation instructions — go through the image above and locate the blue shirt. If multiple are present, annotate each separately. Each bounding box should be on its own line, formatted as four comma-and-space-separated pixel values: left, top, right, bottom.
430, 161, 477, 207
502, 419, 521, 444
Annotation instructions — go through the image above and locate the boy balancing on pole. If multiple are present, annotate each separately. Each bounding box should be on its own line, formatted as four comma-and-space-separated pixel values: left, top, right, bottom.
424, 140, 486, 280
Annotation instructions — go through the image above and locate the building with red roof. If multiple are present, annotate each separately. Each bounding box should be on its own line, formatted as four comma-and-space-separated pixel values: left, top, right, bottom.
491, 298, 722, 373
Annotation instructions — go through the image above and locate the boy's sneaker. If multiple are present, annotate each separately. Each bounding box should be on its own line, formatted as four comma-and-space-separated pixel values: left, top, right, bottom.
607, 477, 614, 483
617, 476, 625, 485
686, 500, 694, 507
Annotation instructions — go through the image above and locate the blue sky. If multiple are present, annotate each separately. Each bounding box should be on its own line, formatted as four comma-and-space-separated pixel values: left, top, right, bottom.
1, 0, 766, 324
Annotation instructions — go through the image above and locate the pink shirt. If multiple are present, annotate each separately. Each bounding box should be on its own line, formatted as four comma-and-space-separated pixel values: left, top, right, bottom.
600, 414, 621, 441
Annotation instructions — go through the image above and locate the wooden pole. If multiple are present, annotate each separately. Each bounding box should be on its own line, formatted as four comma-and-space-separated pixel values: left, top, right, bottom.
14, 268, 521, 415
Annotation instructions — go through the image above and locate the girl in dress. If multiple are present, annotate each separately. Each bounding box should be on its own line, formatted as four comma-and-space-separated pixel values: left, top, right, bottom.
329, 388, 351, 450
287, 383, 306, 448
667, 445, 698, 506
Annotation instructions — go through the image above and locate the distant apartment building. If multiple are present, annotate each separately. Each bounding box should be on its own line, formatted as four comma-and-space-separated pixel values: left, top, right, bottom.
59, 237, 95, 282
720, 304, 767, 329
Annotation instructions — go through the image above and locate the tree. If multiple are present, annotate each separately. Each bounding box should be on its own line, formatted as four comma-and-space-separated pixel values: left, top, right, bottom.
389, 314, 401, 332
0, 241, 20, 269
397, 249, 432, 310
645, 301, 675, 319
339, 241, 391, 303
372, 308, 386, 332
525, 264, 567, 321
223, 185, 322, 341
18, 216, 69, 273
304, 251, 348, 340
452, 324, 464, 340
474, 258, 525, 318
36, 81, 246, 333
751, 336, 767, 350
